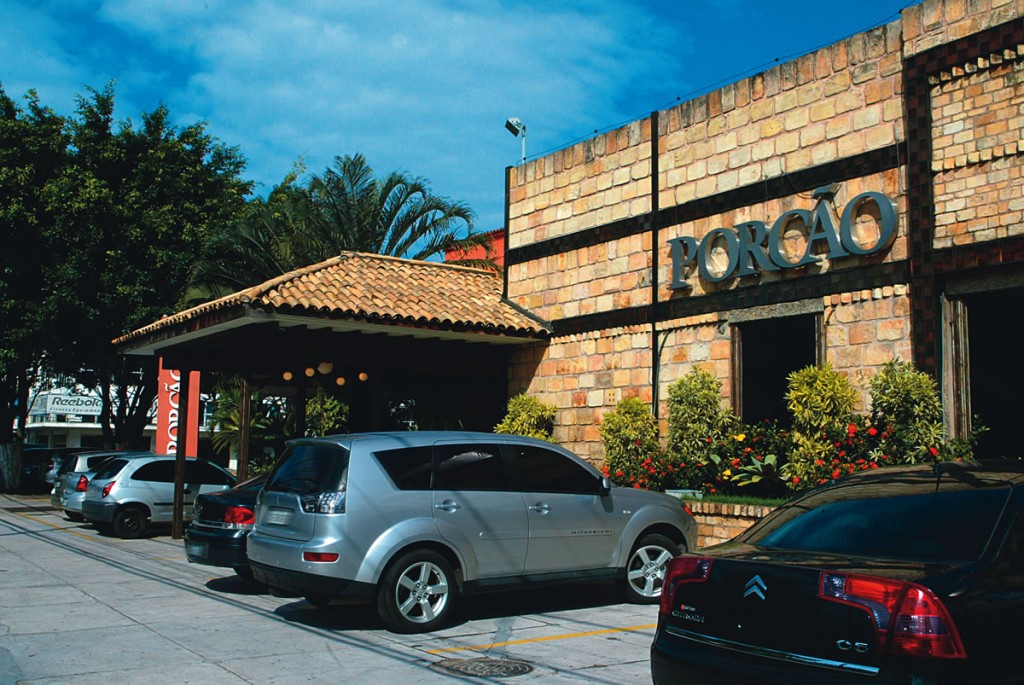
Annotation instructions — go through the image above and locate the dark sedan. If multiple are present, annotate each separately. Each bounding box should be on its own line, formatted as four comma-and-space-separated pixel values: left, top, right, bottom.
184, 473, 267, 579
651, 460, 1024, 685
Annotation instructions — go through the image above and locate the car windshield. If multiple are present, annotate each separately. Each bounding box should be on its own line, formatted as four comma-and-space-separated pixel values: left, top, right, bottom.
265, 443, 349, 495
745, 480, 1011, 562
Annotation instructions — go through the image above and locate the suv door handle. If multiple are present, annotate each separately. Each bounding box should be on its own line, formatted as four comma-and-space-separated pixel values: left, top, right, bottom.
528, 503, 550, 514
434, 500, 461, 512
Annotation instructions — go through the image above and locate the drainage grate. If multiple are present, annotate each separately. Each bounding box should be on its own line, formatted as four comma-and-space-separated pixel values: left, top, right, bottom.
430, 657, 534, 678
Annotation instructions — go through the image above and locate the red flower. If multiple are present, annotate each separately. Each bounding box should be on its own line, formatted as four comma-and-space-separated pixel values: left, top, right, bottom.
616, 470, 624, 477
792, 476, 801, 484
848, 423, 857, 436
929, 446, 939, 457
867, 427, 878, 437
832, 469, 841, 480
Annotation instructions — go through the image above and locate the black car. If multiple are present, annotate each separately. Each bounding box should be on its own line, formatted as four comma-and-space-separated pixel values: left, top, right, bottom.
651, 460, 1024, 685
184, 473, 267, 579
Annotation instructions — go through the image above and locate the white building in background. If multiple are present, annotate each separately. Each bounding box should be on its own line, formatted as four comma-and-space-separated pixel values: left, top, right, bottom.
24, 388, 214, 451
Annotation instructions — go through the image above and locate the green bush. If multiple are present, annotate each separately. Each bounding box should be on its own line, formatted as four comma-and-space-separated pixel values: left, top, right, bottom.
667, 368, 735, 458
785, 364, 859, 490
600, 397, 661, 488
494, 393, 556, 441
869, 359, 944, 464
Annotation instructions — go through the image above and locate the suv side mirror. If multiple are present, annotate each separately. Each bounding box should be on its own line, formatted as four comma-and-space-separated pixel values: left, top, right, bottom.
599, 476, 612, 496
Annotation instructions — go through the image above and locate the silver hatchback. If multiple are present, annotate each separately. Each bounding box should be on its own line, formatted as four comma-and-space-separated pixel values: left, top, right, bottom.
81, 455, 236, 538
247, 432, 697, 633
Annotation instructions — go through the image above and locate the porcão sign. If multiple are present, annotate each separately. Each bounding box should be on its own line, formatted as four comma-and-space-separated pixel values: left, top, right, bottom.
668, 190, 897, 289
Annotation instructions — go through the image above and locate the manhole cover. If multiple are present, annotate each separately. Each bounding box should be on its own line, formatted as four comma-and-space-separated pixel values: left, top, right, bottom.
431, 657, 534, 678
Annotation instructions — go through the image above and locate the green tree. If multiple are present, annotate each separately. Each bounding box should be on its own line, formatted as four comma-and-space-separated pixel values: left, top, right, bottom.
43, 84, 250, 449
0, 86, 69, 489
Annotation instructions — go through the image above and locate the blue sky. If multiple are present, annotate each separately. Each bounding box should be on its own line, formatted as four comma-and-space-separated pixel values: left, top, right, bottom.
2, 0, 912, 233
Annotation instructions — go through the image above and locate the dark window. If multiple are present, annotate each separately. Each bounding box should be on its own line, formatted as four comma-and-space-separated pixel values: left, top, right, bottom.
85, 455, 116, 471
509, 444, 600, 494
747, 486, 1010, 562
736, 314, 817, 425
132, 461, 175, 483
185, 460, 234, 486
435, 443, 508, 491
375, 446, 433, 490
92, 458, 129, 481
266, 443, 349, 495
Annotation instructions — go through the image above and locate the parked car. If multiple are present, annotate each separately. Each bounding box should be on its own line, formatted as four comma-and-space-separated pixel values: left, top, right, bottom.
248, 432, 697, 633
82, 455, 236, 538
185, 473, 268, 579
20, 447, 96, 493
51, 451, 155, 521
650, 460, 1024, 685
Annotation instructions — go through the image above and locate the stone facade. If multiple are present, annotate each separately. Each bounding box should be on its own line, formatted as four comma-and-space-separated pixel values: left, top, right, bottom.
505, 0, 1024, 463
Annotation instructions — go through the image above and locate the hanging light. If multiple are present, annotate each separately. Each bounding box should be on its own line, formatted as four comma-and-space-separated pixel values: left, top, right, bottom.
358, 372, 369, 382
304, 367, 316, 378
317, 361, 334, 375
335, 377, 346, 386
282, 371, 293, 381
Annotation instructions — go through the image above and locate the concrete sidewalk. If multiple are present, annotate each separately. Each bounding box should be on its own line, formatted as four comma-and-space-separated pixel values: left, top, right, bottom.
0, 494, 659, 684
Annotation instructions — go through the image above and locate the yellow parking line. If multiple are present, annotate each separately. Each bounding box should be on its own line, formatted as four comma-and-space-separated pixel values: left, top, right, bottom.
425, 623, 657, 654
13, 511, 111, 544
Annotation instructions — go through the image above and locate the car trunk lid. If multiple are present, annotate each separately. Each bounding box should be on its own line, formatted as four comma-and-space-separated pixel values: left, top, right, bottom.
662, 547, 968, 671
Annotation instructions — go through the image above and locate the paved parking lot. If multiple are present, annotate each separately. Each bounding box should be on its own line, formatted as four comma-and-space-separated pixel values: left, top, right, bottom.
0, 494, 658, 684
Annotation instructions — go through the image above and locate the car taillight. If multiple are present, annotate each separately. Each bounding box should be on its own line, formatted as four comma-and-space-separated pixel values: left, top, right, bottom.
299, 492, 345, 514
660, 556, 714, 614
76, 475, 88, 492
303, 552, 339, 562
819, 572, 966, 659
101, 481, 116, 498
223, 505, 255, 527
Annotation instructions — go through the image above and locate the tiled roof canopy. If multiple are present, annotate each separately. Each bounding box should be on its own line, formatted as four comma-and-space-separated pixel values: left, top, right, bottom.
116, 251, 550, 352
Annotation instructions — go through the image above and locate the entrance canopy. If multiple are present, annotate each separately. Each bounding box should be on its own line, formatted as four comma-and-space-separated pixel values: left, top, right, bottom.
116, 251, 550, 431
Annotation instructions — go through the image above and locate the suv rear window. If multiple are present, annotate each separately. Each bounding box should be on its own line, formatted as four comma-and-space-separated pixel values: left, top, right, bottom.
747, 485, 1010, 562
92, 458, 130, 481
266, 443, 349, 495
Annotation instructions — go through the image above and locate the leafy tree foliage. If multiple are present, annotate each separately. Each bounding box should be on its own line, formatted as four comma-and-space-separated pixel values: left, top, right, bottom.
0, 87, 69, 488
0, 83, 250, 480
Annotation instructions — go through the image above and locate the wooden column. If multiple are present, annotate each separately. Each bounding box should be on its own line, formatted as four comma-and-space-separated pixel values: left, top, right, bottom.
171, 368, 194, 539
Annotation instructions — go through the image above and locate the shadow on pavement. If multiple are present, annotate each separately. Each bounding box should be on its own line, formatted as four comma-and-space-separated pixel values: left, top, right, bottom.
205, 575, 270, 596
273, 581, 628, 633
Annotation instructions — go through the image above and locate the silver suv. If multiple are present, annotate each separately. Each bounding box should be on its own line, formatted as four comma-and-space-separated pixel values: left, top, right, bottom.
81, 455, 236, 538
248, 432, 696, 633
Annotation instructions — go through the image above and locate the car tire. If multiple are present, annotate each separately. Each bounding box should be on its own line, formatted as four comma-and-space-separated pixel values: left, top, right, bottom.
112, 506, 148, 539
624, 533, 681, 604
377, 549, 457, 634
65, 512, 84, 523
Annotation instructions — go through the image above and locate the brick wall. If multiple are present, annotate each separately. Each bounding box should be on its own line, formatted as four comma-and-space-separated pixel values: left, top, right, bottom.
504, 0, 1024, 465
688, 501, 776, 549
932, 57, 1024, 248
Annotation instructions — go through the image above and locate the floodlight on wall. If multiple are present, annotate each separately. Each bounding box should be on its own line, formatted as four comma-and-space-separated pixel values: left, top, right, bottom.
505, 117, 526, 164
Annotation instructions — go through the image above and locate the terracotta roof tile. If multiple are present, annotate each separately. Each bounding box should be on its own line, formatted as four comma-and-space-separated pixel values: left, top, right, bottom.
116, 251, 550, 348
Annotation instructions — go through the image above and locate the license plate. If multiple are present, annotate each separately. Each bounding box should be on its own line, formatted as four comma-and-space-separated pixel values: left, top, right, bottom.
185, 541, 208, 559
264, 507, 293, 526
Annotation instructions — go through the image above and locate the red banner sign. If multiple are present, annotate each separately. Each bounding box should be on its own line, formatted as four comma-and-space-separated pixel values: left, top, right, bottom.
155, 359, 201, 456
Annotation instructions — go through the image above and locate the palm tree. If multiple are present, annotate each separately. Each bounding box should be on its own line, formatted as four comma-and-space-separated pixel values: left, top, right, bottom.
186, 154, 496, 304
305, 153, 493, 267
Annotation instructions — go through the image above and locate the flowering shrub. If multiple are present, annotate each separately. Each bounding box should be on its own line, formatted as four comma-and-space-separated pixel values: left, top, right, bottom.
718, 420, 792, 498
600, 398, 660, 488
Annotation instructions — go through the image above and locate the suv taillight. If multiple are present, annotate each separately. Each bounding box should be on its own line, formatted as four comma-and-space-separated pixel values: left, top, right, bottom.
223, 505, 255, 527
76, 475, 88, 492
819, 572, 966, 659
101, 480, 116, 498
660, 556, 714, 615
300, 492, 345, 514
